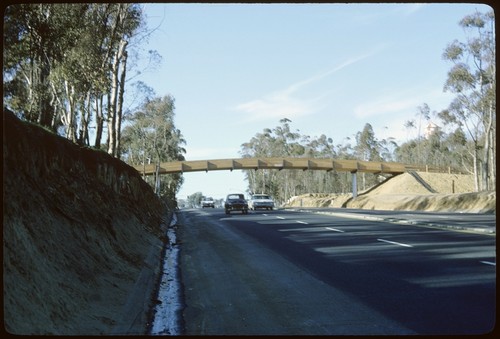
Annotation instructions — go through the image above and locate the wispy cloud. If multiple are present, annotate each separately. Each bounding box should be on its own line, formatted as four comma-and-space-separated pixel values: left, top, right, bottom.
353, 96, 420, 119
354, 3, 425, 25
353, 86, 452, 119
233, 53, 376, 123
283, 54, 372, 96
234, 94, 313, 122
396, 3, 426, 16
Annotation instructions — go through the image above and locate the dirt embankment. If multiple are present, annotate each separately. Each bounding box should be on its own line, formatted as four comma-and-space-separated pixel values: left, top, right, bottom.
285, 172, 495, 213
3, 110, 168, 335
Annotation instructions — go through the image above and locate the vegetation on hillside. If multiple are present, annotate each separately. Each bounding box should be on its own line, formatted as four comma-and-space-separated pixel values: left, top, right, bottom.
3, 4, 185, 201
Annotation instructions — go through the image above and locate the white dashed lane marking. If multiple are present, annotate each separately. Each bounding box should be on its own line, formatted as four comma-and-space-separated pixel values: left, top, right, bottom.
377, 238, 413, 248
326, 227, 344, 233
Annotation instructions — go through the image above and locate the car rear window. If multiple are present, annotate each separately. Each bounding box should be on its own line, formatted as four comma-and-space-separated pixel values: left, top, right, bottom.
254, 195, 270, 199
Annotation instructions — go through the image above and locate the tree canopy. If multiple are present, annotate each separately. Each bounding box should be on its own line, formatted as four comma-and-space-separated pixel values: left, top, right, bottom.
440, 10, 495, 191
4, 3, 144, 153
121, 95, 186, 202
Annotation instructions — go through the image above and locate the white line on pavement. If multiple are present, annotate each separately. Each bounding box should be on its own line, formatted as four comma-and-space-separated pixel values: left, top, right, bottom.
276, 216, 285, 220
480, 261, 496, 266
326, 227, 344, 233
296, 221, 308, 224
377, 238, 413, 248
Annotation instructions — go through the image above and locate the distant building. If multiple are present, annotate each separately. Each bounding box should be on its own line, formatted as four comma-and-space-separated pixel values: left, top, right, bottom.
424, 121, 440, 139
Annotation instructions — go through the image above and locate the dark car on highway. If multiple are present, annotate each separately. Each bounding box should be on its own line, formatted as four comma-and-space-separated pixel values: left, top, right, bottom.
224, 193, 248, 214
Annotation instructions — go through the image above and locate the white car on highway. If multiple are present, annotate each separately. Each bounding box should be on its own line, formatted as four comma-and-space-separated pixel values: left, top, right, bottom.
201, 197, 215, 208
248, 194, 275, 211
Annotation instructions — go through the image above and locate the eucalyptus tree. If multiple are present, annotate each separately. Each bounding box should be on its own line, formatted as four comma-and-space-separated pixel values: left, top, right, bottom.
355, 123, 381, 162
187, 192, 204, 208
395, 121, 471, 174
3, 4, 83, 127
378, 137, 398, 162
48, 4, 119, 144
268, 118, 303, 200
299, 134, 339, 194
354, 123, 383, 190
3, 3, 147, 156
105, 3, 145, 157
442, 128, 469, 171
121, 95, 186, 199
241, 127, 274, 196
440, 10, 495, 191
240, 118, 304, 203
402, 103, 434, 164
241, 119, 363, 203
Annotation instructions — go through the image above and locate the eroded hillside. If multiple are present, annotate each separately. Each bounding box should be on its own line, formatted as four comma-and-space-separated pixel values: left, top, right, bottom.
3, 110, 169, 335
285, 172, 496, 213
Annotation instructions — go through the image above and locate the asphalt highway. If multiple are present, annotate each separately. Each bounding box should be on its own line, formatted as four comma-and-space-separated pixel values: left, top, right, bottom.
177, 208, 495, 335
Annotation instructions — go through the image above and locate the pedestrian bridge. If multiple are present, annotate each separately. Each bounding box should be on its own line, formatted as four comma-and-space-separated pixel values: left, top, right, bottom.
133, 157, 416, 175
132, 157, 433, 198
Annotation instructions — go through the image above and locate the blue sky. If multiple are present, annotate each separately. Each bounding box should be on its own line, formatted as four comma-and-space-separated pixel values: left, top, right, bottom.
134, 3, 492, 201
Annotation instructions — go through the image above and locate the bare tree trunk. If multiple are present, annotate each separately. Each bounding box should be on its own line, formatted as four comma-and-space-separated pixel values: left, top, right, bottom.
485, 104, 495, 190
62, 80, 77, 143
37, 51, 53, 127
107, 68, 118, 155
115, 43, 128, 159
480, 102, 493, 190
78, 92, 91, 146
49, 82, 63, 132
94, 95, 104, 148
482, 134, 490, 191
85, 94, 92, 145
472, 145, 480, 192
107, 39, 128, 157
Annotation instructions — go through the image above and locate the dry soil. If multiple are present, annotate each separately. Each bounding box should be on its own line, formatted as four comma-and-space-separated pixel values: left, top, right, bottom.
285, 172, 495, 213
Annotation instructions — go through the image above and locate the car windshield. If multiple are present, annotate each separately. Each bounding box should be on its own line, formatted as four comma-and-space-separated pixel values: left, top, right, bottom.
254, 195, 271, 200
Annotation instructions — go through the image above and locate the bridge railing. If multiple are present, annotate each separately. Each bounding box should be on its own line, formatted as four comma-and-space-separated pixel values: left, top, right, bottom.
404, 164, 464, 174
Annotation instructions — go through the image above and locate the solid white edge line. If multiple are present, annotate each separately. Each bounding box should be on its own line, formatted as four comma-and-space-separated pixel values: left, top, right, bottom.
377, 238, 413, 248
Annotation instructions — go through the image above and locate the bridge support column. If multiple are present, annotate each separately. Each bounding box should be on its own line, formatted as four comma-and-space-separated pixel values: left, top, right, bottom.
351, 171, 357, 198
